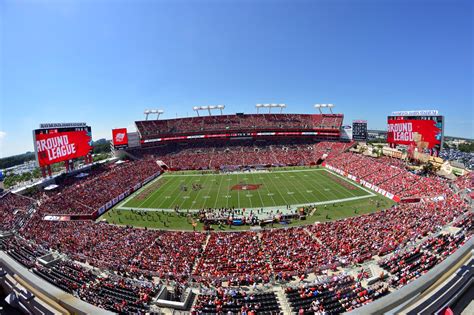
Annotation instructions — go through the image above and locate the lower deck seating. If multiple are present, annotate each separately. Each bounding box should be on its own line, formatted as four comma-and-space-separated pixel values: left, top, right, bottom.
193, 291, 281, 314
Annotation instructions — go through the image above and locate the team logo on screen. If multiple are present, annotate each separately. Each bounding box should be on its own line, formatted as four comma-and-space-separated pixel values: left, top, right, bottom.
115, 132, 125, 142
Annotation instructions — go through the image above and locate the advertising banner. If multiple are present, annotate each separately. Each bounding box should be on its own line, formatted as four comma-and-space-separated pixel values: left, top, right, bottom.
387, 119, 442, 149
34, 129, 92, 167
112, 128, 128, 148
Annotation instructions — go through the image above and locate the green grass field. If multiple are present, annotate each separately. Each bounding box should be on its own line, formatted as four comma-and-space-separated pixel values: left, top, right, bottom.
119, 168, 371, 210
101, 195, 394, 231
98, 167, 396, 231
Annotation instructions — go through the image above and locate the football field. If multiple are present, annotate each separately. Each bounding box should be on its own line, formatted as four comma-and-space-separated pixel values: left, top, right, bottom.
118, 167, 375, 211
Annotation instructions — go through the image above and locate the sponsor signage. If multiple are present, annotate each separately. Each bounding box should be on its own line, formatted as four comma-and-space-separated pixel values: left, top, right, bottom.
391, 110, 439, 116
112, 128, 129, 148
40, 122, 87, 128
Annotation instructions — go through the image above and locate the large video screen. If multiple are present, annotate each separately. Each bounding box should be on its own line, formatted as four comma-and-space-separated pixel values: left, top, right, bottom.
352, 120, 368, 141
33, 126, 92, 167
387, 116, 443, 151
112, 128, 128, 149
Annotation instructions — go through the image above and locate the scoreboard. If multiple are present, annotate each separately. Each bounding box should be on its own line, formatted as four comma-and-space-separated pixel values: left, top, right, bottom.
387, 110, 444, 155
33, 123, 93, 167
352, 120, 368, 141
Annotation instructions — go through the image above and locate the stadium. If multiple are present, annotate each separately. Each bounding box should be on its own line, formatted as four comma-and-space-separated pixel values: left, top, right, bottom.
0, 107, 472, 315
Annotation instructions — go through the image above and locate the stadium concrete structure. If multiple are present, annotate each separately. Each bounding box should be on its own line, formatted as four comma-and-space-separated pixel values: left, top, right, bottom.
0, 110, 473, 315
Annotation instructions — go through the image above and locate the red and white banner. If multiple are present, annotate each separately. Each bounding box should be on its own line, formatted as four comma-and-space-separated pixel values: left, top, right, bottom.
142, 130, 340, 144
112, 128, 128, 147
35, 130, 92, 167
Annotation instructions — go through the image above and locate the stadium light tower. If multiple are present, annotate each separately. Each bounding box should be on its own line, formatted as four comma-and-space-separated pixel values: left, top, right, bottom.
255, 103, 286, 114
314, 104, 334, 114
144, 110, 151, 120
193, 105, 225, 116
327, 104, 335, 114
278, 104, 286, 113
144, 109, 164, 120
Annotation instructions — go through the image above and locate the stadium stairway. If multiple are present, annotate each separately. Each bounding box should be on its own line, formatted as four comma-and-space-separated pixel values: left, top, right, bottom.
275, 287, 292, 314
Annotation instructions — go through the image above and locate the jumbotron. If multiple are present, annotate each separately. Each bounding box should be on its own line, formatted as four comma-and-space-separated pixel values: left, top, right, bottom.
0, 107, 472, 315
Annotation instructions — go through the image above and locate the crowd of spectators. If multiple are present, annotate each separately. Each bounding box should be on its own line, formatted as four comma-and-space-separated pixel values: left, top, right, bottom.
379, 225, 471, 290
195, 232, 271, 286
130, 231, 207, 282
326, 152, 455, 199
260, 227, 338, 277
308, 193, 468, 265
18, 189, 469, 290
1, 236, 48, 268
285, 273, 389, 314
455, 172, 473, 192
78, 274, 159, 314
136, 113, 344, 139
0, 192, 35, 231
130, 140, 353, 170
34, 259, 97, 294
440, 148, 474, 170
35, 159, 161, 215
2, 142, 472, 314
192, 287, 281, 314
380, 247, 439, 288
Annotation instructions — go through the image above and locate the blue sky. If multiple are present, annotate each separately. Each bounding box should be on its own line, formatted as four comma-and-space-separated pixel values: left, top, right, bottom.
0, 0, 472, 157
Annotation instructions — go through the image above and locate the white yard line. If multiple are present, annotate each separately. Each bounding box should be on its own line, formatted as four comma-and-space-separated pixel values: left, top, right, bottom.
299, 170, 342, 201
265, 170, 297, 206
284, 171, 313, 204
325, 169, 376, 197
117, 194, 375, 213
213, 173, 225, 209
252, 172, 267, 208
116, 168, 377, 212
117, 175, 165, 209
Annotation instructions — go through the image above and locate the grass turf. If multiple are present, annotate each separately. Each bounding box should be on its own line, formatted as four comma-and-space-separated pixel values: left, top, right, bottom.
120, 168, 370, 210
99, 167, 396, 231
100, 195, 394, 231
